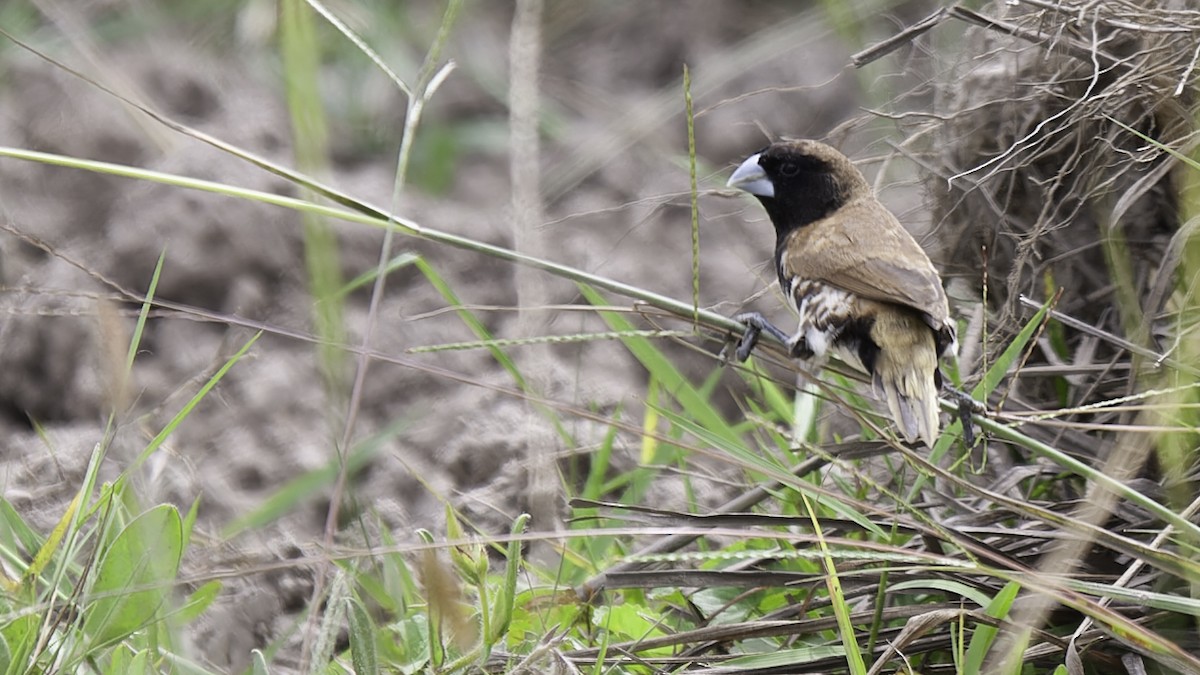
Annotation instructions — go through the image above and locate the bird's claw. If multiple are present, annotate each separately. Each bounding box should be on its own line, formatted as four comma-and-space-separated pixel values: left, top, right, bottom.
945, 386, 984, 447
723, 312, 790, 363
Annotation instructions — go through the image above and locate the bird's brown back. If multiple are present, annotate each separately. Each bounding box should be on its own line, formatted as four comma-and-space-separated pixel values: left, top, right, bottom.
781, 194, 951, 335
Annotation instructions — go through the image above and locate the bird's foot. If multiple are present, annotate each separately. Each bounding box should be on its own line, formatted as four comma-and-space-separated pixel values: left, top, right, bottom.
944, 385, 985, 447
723, 312, 791, 363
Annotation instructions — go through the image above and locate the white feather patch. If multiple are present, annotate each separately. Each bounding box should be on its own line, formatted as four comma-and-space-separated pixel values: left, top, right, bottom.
786, 278, 855, 365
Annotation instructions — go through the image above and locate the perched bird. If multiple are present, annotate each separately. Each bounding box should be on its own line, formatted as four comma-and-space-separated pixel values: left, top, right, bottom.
726, 139, 956, 446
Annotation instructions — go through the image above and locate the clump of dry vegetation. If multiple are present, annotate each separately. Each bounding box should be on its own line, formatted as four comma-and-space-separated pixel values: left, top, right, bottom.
879, 0, 1200, 669
930, 1, 1193, 381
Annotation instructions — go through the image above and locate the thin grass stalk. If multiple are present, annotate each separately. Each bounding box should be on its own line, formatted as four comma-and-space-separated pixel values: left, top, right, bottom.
509, 0, 562, 550
802, 492, 867, 675
280, 0, 346, 402
684, 63, 701, 329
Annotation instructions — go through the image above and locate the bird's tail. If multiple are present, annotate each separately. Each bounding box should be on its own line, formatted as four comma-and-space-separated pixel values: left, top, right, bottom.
870, 312, 941, 447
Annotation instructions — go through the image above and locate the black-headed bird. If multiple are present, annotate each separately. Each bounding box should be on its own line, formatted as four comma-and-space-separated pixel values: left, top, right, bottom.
726, 139, 956, 447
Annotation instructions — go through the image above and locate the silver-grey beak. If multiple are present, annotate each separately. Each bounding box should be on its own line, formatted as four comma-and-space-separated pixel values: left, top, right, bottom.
727, 153, 773, 198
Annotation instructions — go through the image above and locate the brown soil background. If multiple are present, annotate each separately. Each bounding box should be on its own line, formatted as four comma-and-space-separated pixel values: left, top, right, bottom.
3, 1, 1181, 671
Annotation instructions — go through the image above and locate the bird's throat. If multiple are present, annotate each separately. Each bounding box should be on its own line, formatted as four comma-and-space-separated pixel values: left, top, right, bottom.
758, 195, 841, 247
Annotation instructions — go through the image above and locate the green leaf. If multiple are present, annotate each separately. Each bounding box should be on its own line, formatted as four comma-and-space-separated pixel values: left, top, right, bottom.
124, 251, 164, 385
392, 616, 430, 674
180, 496, 200, 555
107, 645, 132, 674
974, 300, 1052, 401
0, 497, 42, 574
82, 505, 183, 647
595, 602, 667, 645
0, 632, 10, 673
579, 415, 620, 501
127, 648, 153, 674
736, 360, 794, 422
346, 597, 379, 675
1, 613, 37, 675
176, 580, 222, 624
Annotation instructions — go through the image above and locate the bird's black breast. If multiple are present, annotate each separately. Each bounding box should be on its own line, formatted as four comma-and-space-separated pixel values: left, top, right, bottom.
837, 315, 880, 377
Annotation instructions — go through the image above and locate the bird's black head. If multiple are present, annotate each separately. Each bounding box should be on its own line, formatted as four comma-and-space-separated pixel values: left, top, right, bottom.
727, 139, 869, 239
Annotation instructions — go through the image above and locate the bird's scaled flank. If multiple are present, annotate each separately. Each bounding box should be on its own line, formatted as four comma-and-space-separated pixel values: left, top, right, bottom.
726, 139, 956, 447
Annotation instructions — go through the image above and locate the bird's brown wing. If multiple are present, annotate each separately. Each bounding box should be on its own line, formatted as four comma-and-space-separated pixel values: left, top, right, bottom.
783, 197, 949, 327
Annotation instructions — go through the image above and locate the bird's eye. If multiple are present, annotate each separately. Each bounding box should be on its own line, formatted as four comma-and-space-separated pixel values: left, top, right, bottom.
779, 162, 799, 177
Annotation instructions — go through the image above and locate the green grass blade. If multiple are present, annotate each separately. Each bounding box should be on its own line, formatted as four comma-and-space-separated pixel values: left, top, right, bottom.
338, 252, 420, 297
124, 250, 165, 377
414, 257, 574, 445
220, 420, 397, 538
280, 0, 346, 393
490, 513, 529, 642
0, 497, 43, 590
801, 492, 866, 675
250, 649, 270, 675
414, 257, 529, 391
131, 332, 262, 472
963, 581, 1019, 675
578, 284, 738, 445
0, 145, 748, 340
889, 578, 995, 608
737, 360, 795, 422
20, 490, 81, 589
915, 298, 1053, 501
1, 612, 36, 675
176, 581, 222, 624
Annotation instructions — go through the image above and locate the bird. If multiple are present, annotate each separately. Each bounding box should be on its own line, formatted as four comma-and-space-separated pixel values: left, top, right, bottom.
725, 139, 956, 447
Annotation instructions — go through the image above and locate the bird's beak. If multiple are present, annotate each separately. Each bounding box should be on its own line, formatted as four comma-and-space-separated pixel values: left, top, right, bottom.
727, 153, 773, 198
